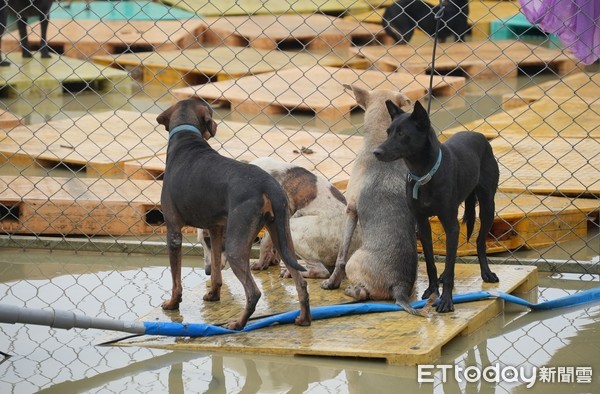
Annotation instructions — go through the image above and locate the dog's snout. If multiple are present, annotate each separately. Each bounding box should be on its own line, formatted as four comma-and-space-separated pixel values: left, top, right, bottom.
373, 148, 384, 158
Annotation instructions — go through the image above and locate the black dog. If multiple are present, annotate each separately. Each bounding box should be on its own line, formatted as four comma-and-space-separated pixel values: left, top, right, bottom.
373, 100, 499, 313
156, 97, 311, 330
0, 0, 55, 66
382, 0, 470, 44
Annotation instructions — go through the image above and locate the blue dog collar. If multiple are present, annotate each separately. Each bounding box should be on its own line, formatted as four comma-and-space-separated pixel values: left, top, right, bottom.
168, 124, 203, 141
407, 149, 443, 199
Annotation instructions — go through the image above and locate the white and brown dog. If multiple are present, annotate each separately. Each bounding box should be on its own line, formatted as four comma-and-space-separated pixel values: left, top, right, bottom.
200, 157, 360, 279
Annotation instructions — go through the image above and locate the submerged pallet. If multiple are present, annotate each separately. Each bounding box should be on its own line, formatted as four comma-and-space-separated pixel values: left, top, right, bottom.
426, 192, 599, 256
116, 263, 538, 365
0, 53, 131, 97
502, 72, 600, 109
172, 66, 465, 121
351, 41, 581, 78
160, 0, 370, 17
0, 111, 165, 176
202, 14, 386, 49
1, 19, 206, 60
0, 176, 163, 235
125, 120, 364, 185
93, 47, 369, 89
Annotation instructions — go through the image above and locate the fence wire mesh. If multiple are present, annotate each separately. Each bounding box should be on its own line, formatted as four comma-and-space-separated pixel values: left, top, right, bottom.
0, 0, 598, 392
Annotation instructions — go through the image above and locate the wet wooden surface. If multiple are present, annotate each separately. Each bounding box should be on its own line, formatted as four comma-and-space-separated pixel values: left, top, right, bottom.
116, 263, 538, 365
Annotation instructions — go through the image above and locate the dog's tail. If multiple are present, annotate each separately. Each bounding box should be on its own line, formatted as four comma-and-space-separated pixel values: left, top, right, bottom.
263, 186, 306, 273
463, 192, 477, 241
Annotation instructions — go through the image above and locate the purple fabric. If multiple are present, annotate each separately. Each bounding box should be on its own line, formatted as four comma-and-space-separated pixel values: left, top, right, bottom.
519, 0, 600, 64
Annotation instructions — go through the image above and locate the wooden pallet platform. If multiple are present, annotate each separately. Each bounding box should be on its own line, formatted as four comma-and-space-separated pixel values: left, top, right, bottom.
160, 0, 370, 17
202, 14, 386, 50
115, 263, 538, 365
0, 110, 20, 129
92, 47, 369, 89
172, 66, 465, 121
443, 96, 600, 140
502, 72, 600, 109
351, 41, 581, 78
0, 176, 163, 235
0, 111, 166, 176
491, 137, 600, 197
0, 53, 131, 97
1, 19, 206, 61
124, 120, 365, 184
346, 0, 521, 40
51, 1, 198, 20
426, 192, 599, 256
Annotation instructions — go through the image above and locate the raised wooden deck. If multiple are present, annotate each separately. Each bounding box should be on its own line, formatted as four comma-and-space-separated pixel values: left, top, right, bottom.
172, 65, 465, 121
114, 263, 538, 365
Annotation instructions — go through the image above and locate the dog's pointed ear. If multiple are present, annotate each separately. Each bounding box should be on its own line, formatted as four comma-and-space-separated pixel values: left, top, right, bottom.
385, 99, 402, 120
396, 92, 412, 110
344, 84, 369, 109
410, 100, 430, 130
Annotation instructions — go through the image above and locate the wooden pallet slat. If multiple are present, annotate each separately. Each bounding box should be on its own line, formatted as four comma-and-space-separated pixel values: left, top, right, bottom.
202, 14, 386, 50
351, 41, 582, 78
92, 47, 369, 89
172, 65, 465, 121
1, 19, 206, 61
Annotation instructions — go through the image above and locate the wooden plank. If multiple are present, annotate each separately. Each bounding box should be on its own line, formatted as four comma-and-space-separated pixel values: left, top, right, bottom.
116, 263, 537, 365
426, 192, 599, 256
0, 110, 20, 129
503, 72, 600, 109
172, 66, 465, 121
51, 1, 198, 21
92, 47, 369, 89
125, 120, 365, 184
0, 176, 162, 235
0, 53, 131, 97
0, 111, 166, 176
492, 137, 600, 197
442, 96, 600, 140
1, 19, 206, 61
160, 0, 370, 17
351, 41, 582, 77
202, 14, 386, 49
346, 0, 522, 39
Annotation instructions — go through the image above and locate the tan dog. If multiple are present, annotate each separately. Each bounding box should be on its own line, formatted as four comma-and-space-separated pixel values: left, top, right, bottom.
321, 84, 433, 316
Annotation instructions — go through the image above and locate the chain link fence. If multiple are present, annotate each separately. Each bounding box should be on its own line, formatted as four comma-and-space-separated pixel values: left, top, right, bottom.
0, 0, 598, 391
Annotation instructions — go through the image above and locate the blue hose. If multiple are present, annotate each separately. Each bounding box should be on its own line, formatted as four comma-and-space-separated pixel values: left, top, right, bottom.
142, 287, 600, 337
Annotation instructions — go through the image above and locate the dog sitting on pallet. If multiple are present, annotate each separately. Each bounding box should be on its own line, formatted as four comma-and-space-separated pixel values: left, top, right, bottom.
382, 0, 471, 44
0, 0, 55, 66
200, 157, 361, 279
373, 99, 500, 313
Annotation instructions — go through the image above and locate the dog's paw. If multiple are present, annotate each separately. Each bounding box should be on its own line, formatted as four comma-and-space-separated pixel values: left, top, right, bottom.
294, 315, 312, 326
203, 291, 220, 302
224, 321, 243, 331
421, 286, 439, 300
436, 296, 455, 313
320, 278, 340, 290
161, 299, 181, 310
280, 267, 291, 278
0, 59, 11, 67
482, 271, 499, 283
344, 284, 369, 301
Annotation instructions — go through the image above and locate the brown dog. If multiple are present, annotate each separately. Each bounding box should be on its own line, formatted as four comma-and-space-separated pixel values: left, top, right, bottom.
156, 97, 311, 330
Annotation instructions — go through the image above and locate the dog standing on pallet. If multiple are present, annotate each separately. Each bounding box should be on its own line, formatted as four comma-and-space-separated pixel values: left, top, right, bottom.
0, 0, 55, 66
382, 0, 470, 44
157, 97, 311, 330
373, 100, 499, 312
320, 84, 432, 316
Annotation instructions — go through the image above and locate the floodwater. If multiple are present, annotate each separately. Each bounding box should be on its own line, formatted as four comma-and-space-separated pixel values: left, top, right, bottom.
0, 250, 599, 393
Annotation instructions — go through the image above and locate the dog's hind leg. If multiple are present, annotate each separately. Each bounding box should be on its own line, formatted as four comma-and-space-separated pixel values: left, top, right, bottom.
204, 226, 225, 302
475, 189, 499, 283
162, 225, 184, 310
38, 15, 51, 58
320, 201, 358, 290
